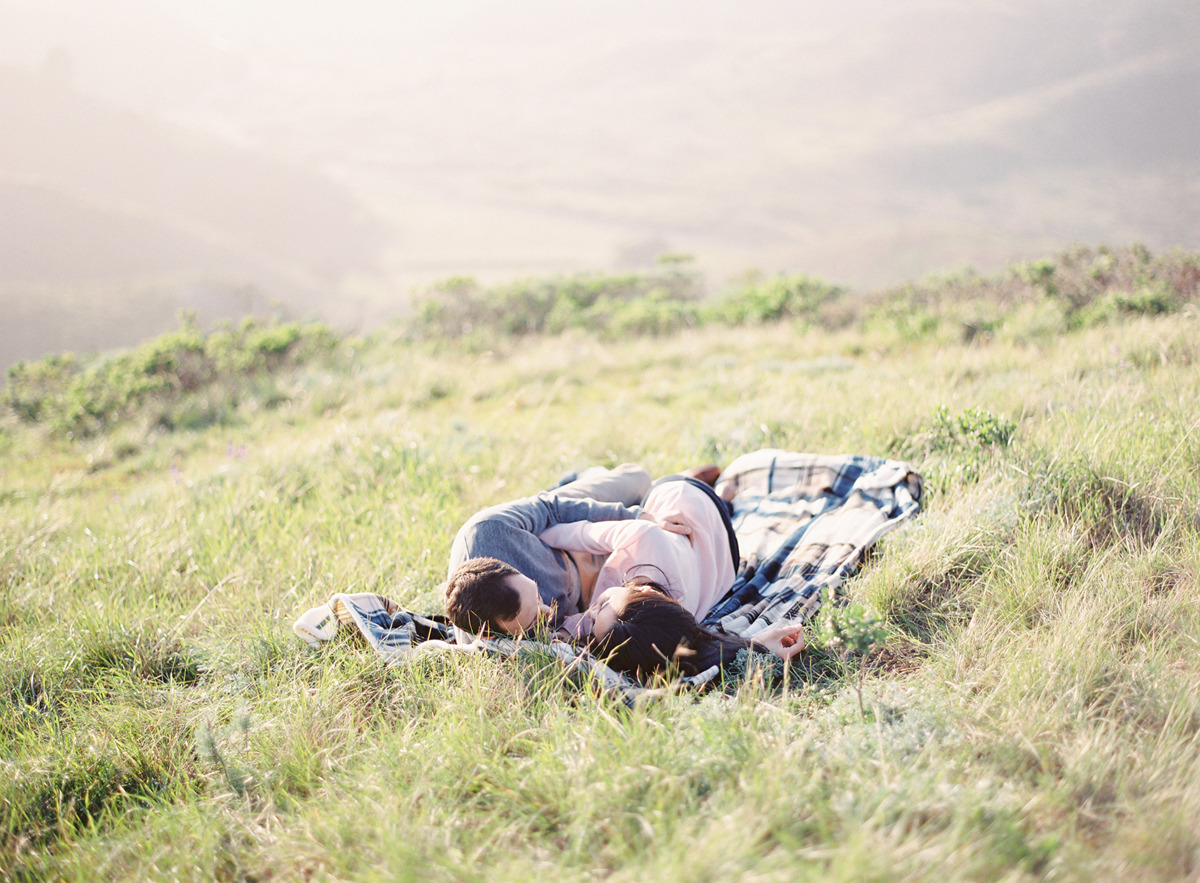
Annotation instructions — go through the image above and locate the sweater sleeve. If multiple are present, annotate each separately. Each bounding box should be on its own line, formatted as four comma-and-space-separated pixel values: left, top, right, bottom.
449, 493, 641, 571
538, 519, 658, 556
481, 492, 640, 536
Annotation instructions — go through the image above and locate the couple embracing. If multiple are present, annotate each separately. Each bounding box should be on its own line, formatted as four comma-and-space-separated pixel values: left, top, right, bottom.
443, 463, 805, 680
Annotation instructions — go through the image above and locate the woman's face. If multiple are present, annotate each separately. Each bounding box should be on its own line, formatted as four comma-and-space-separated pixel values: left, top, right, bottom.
590, 583, 638, 640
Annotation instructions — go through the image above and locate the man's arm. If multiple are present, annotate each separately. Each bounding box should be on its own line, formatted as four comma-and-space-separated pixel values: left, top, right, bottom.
482, 492, 642, 537
448, 493, 641, 573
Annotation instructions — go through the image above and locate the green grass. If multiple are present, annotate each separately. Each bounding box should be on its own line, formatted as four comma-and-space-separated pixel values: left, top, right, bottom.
2, 245, 1200, 880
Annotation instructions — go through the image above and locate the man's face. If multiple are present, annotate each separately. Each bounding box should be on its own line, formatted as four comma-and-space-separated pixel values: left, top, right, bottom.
496, 573, 553, 635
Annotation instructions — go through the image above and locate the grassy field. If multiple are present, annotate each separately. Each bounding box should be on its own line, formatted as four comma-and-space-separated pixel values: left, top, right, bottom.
2, 246, 1199, 881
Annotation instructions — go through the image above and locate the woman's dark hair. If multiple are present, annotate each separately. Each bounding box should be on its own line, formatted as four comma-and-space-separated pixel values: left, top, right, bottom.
622, 564, 678, 599
589, 583, 751, 680
622, 574, 669, 594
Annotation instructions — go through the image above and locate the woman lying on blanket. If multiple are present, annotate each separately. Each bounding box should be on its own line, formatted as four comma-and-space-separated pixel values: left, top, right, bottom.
539, 476, 739, 639
445, 476, 737, 638
588, 577, 805, 678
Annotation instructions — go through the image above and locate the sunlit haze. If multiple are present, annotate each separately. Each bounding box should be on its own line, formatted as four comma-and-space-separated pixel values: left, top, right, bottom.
2, 0, 1198, 365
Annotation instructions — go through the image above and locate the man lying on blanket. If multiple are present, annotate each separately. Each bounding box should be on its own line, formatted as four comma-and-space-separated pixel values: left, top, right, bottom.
443, 463, 699, 635
294, 451, 921, 692
442, 462, 809, 670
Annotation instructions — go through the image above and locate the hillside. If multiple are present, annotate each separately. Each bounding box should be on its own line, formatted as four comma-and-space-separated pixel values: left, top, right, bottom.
1, 245, 1198, 880
0, 64, 389, 368
3, 0, 1197, 325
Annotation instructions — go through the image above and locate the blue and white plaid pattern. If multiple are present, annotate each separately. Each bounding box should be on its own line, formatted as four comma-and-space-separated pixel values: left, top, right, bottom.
702, 449, 922, 638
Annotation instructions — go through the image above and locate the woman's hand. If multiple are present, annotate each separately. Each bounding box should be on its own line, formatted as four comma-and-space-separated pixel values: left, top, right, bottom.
639, 509, 693, 539
751, 621, 806, 660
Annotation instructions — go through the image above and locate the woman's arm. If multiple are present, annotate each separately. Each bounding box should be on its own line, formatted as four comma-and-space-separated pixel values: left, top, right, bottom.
747, 621, 806, 660
538, 518, 660, 555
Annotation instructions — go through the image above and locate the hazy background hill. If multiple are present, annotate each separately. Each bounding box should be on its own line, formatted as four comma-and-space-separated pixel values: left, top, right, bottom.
0, 62, 387, 368
1, 0, 1198, 368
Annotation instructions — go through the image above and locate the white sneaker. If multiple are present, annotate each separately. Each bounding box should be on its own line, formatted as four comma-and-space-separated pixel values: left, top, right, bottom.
293, 603, 338, 646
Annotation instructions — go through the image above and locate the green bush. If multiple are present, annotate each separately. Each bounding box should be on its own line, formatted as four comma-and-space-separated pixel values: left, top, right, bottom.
594, 288, 701, 338
407, 243, 1198, 346
711, 274, 843, 325
2, 317, 339, 438
3, 353, 79, 422
410, 268, 848, 340
411, 269, 704, 340
860, 244, 1200, 343
890, 405, 1017, 490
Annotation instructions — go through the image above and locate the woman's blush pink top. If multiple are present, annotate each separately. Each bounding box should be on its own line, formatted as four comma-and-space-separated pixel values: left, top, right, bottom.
540, 480, 736, 638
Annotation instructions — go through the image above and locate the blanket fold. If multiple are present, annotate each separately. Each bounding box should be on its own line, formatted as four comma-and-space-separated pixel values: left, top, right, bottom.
704, 449, 921, 637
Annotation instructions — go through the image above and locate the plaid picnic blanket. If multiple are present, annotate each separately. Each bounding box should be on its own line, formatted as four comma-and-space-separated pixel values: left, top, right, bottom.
299, 450, 921, 699
703, 449, 922, 638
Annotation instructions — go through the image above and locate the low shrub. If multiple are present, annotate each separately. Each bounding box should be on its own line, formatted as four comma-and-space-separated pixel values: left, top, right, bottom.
891, 405, 1016, 459
2, 316, 338, 438
864, 244, 1199, 343
410, 267, 849, 342
708, 274, 845, 325
412, 267, 703, 339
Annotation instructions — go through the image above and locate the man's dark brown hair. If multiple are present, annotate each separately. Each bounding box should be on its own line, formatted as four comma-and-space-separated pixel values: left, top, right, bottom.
444, 557, 522, 634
